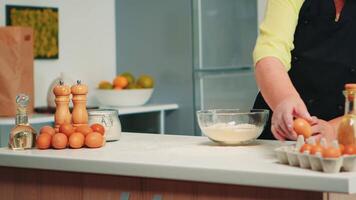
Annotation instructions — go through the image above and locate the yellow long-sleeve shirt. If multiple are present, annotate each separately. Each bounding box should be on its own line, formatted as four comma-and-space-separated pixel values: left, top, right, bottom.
253, 0, 304, 71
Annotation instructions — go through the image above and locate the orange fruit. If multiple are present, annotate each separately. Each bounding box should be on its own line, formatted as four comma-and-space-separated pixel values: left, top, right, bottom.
85, 132, 104, 148
59, 123, 74, 137
293, 118, 312, 139
90, 123, 105, 135
36, 133, 52, 149
69, 132, 85, 149
113, 76, 128, 88
52, 133, 68, 149
114, 86, 123, 90
40, 126, 55, 136
76, 125, 93, 136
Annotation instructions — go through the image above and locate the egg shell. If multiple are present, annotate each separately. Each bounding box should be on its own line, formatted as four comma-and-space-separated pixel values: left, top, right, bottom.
293, 118, 312, 139
298, 151, 311, 169
321, 157, 343, 173
36, 133, 52, 149
342, 155, 356, 172
40, 126, 55, 136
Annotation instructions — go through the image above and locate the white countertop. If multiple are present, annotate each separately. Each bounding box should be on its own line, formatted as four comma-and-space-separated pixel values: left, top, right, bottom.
0, 132, 355, 193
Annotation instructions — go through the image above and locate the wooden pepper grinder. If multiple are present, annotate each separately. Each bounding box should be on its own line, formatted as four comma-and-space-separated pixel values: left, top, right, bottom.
53, 81, 72, 132
71, 80, 88, 128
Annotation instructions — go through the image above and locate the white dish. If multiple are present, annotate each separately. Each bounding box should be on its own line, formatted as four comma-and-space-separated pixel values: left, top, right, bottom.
95, 88, 154, 107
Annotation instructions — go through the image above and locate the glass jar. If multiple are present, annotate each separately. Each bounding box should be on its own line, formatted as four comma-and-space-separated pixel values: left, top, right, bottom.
337, 84, 356, 145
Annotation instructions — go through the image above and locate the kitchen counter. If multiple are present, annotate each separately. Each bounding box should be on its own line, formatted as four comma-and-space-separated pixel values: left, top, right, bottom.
0, 132, 356, 196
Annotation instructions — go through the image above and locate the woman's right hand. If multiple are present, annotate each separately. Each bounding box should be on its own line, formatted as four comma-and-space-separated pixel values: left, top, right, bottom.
271, 95, 314, 141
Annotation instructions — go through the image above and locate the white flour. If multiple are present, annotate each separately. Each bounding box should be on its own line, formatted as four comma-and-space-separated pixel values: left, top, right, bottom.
202, 123, 262, 143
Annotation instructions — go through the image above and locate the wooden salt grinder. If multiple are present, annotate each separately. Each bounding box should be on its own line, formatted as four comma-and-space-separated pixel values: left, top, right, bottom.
71, 80, 88, 127
53, 81, 72, 132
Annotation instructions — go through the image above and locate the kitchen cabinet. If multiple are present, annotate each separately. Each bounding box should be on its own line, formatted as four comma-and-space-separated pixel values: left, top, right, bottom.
0, 167, 324, 200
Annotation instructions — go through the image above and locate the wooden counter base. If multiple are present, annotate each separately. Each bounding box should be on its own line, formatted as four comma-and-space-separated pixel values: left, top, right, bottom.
0, 166, 330, 200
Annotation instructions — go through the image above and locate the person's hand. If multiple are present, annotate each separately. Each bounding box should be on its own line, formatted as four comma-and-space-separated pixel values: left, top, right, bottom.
310, 118, 336, 142
271, 96, 314, 141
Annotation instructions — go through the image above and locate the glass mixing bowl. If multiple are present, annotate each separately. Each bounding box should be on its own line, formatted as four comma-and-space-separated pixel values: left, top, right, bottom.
197, 109, 269, 145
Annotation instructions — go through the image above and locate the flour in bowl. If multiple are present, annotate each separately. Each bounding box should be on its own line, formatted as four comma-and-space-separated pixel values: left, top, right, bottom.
202, 123, 262, 143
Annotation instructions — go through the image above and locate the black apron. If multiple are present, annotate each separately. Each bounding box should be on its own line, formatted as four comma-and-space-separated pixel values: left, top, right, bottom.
254, 0, 356, 139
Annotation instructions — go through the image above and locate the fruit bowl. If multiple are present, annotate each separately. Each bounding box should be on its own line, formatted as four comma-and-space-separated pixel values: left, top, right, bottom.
197, 109, 269, 145
95, 88, 154, 107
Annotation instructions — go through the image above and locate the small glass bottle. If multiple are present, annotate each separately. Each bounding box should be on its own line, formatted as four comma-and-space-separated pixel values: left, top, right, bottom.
9, 94, 37, 150
337, 84, 356, 146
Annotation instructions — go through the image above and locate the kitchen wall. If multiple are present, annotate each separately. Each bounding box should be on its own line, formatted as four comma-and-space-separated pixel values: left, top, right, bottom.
116, 0, 264, 135
116, 0, 195, 135
0, 0, 116, 107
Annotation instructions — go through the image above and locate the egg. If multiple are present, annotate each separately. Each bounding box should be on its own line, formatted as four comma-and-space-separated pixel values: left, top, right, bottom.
52, 133, 68, 149
59, 124, 74, 137
322, 147, 341, 158
343, 145, 356, 155
90, 123, 105, 135
310, 144, 324, 155
293, 118, 312, 139
85, 132, 104, 148
40, 126, 55, 136
76, 125, 93, 136
300, 144, 312, 153
69, 132, 85, 149
36, 133, 52, 149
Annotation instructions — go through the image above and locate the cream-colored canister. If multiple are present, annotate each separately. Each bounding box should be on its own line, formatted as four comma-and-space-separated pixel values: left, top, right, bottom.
88, 109, 121, 141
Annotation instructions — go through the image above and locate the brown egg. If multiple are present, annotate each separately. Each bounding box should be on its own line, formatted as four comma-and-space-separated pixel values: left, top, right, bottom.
343, 145, 356, 155
90, 123, 105, 135
310, 144, 324, 155
59, 124, 74, 137
69, 132, 85, 149
76, 125, 93, 136
36, 133, 52, 149
52, 133, 68, 149
299, 144, 312, 153
293, 118, 312, 139
85, 132, 104, 148
322, 147, 341, 158
40, 126, 55, 136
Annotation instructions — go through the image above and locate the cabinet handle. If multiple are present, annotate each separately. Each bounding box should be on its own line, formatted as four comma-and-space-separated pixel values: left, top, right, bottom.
152, 194, 162, 200
120, 192, 130, 200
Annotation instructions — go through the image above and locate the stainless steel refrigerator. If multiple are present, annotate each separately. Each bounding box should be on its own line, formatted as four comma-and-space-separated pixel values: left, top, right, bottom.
193, 0, 259, 134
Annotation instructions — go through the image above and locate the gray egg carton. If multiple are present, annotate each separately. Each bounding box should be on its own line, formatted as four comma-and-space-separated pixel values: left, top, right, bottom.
274, 136, 356, 173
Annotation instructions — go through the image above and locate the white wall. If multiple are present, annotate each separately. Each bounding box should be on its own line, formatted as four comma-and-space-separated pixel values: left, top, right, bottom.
0, 0, 116, 107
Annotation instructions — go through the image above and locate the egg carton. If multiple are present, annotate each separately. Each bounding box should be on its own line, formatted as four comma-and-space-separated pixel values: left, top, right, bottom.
274, 136, 356, 173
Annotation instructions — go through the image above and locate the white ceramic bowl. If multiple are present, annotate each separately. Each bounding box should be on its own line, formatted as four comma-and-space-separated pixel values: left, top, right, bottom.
95, 88, 154, 107
197, 109, 269, 145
